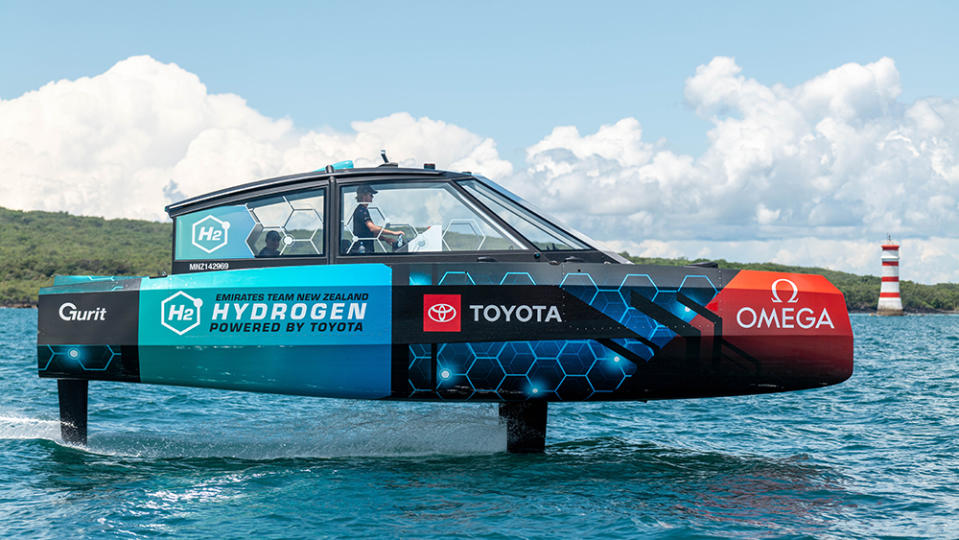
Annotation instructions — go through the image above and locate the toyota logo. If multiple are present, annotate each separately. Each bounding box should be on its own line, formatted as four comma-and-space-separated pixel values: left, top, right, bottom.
428, 303, 457, 323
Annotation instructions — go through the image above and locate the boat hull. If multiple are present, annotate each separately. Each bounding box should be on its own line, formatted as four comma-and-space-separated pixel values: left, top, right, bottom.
38, 262, 853, 402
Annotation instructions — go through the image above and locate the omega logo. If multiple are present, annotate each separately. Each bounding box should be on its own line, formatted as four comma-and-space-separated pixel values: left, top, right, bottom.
428, 303, 457, 323
735, 278, 834, 330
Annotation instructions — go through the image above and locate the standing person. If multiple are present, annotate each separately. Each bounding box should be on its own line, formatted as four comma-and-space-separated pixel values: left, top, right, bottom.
350, 185, 404, 253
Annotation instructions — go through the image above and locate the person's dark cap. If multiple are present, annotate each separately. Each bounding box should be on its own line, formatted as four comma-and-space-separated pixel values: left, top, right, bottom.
265, 230, 281, 241
357, 185, 378, 195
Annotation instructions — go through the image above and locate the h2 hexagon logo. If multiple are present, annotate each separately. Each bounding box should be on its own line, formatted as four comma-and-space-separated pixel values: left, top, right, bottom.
192, 215, 230, 253
161, 291, 203, 335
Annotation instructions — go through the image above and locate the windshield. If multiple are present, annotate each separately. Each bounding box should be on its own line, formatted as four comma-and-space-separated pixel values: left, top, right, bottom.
458, 179, 590, 251
340, 181, 524, 255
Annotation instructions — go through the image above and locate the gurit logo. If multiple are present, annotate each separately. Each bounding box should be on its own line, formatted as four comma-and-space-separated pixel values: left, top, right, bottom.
427, 303, 457, 323
423, 294, 461, 332
58, 302, 107, 321
161, 291, 203, 335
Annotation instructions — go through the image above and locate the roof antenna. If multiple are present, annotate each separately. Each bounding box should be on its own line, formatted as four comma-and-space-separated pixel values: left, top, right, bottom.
378, 149, 398, 168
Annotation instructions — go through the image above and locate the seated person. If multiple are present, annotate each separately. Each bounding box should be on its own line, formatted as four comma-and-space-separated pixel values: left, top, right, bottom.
350, 185, 405, 253
258, 230, 282, 257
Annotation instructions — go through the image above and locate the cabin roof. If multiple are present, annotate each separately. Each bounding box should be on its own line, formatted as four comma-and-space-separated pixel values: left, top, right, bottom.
165, 166, 453, 218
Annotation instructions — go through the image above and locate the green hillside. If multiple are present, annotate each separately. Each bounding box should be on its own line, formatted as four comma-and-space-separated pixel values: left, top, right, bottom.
0, 207, 171, 305
1, 206, 956, 312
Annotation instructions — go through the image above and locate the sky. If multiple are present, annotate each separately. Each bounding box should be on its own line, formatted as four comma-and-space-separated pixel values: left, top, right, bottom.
2, 1, 959, 282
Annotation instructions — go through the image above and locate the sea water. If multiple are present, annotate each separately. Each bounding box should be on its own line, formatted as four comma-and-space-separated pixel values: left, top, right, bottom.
1, 309, 956, 538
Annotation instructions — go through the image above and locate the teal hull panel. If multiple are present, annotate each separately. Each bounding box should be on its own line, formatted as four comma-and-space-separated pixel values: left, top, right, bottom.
138, 345, 391, 398
137, 265, 392, 399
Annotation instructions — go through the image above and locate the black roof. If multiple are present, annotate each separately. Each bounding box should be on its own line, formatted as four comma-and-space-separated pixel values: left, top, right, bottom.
165, 166, 454, 217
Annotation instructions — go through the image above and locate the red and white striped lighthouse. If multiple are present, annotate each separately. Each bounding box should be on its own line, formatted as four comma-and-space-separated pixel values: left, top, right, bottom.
877, 237, 904, 316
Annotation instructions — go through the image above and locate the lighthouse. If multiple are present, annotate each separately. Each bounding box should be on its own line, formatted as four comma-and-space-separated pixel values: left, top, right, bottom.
877, 238, 904, 316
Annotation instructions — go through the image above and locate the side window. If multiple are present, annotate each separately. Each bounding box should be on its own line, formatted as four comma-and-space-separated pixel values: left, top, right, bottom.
340, 182, 524, 254
173, 187, 326, 261
175, 205, 256, 261
247, 189, 325, 257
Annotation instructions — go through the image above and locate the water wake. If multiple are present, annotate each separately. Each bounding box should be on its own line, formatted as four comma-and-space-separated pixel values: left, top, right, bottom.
2, 403, 508, 459
0, 413, 61, 441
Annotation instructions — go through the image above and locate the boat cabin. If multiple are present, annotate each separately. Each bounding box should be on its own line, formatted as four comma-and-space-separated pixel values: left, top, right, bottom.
165, 165, 624, 274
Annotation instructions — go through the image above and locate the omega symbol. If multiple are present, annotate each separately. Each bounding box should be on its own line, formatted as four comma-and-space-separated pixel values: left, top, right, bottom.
770, 278, 799, 303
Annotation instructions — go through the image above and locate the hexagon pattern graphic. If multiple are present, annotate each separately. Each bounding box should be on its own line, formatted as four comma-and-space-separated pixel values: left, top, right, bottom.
285, 210, 322, 240
408, 269, 719, 401
246, 194, 325, 255
443, 219, 486, 251
250, 197, 292, 227
39, 344, 120, 373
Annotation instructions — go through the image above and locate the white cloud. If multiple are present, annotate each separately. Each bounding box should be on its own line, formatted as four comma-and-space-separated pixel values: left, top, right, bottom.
2, 55, 959, 282
0, 56, 510, 220
503, 56, 959, 282
515, 57, 959, 243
